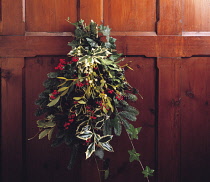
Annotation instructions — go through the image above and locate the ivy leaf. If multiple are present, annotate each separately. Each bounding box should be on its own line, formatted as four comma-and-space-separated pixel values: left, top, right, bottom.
126, 124, 142, 140
47, 96, 60, 107
104, 169, 109, 180
86, 38, 98, 47
142, 166, 155, 178
85, 142, 96, 159
128, 149, 140, 162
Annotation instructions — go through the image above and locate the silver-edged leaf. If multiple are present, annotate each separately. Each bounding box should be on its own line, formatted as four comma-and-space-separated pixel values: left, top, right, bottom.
85, 142, 96, 159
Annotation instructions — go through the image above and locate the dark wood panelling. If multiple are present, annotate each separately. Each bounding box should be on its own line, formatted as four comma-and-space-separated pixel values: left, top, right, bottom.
26, 0, 77, 32
0, 58, 24, 182
104, 0, 156, 31
157, 58, 182, 182
181, 57, 210, 182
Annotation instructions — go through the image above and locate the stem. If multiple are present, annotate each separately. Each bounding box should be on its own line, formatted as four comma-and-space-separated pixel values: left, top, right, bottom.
126, 131, 150, 182
94, 155, 102, 182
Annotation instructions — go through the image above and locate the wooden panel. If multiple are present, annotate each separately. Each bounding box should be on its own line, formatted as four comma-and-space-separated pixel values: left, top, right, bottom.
183, 0, 210, 31
181, 57, 210, 182
104, 0, 156, 31
26, 0, 77, 32
0, 58, 24, 182
0, 0, 24, 35
157, 0, 182, 35
2, 36, 210, 58
157, 58, 181, 182
80, 0, 103, 24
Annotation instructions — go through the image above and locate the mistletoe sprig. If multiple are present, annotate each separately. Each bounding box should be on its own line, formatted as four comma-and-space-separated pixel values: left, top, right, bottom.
34, 19, 154, 180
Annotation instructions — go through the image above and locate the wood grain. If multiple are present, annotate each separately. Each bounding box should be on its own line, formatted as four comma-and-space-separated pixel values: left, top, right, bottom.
157, 58, 182, 182
0, 0, 24, 35
157, 0, 182, 35
26, 0, 77, 32
1, 35, 210, 57
80, 0, 103, 24
181, 57, 210, 182
104, 0, 156, 31
0, 58, 24, 182
183, 0, 210, 31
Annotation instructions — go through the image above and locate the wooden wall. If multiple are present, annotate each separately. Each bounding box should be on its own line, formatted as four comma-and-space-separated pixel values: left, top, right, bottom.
0, 0, 209, 182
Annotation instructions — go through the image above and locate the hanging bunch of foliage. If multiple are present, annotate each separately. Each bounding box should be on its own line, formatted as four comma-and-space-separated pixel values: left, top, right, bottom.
33, 19, 154, 180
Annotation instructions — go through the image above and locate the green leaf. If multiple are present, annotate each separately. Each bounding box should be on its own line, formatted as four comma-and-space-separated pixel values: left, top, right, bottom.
117, 115, 131, 130
76, 130, 93, 140
103, 119, 112, 135
128, 149, 140, 162
58, 87, 69, 92
73, 97, 83, 100
142, 166, 155, 178
111, 117, 122, 136
123, 105, 139, 116
78, 100, 86, 104
37, 120, 56, 128
104, 169, 109, 180
119, 111, 137, 121
48, 127, 54, 140
126, 124, 142, 140
98, 135, 113, 143
60, 88, 69, 96
39, 128, 52, 139
47, 96, 60, 107
85, 142, 96, 159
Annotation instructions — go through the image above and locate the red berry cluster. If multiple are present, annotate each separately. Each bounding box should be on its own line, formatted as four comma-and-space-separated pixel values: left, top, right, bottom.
55, 59, 67, 70
49, 90, 60, 100
116, 94, 124, 100
64, 114, 76, 129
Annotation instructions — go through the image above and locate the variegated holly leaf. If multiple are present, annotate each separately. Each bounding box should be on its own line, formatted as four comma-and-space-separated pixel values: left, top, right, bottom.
99, 142, 114, 152
98, 135, 113, 143
76, 130, 93, 140
85, 142, 96, 159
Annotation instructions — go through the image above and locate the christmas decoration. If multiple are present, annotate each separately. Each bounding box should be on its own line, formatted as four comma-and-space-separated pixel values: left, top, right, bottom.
33, 19, 154, 181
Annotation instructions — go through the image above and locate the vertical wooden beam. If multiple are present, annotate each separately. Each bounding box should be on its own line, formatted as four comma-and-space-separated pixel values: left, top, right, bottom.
0, 58, 24, 182
80, 0, 103, 24
0, 0, 24, 35
157, 58, 181, 182
157, 0, 182, 35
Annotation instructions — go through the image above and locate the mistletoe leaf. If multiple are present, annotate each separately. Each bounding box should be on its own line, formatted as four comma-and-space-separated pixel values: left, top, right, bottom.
58, 87, 69, 92
142, 166, 155, 178
48, 127, 54, 140
39, 128, 53, 139
47, 96, 60, 107
85, 142, 96, 159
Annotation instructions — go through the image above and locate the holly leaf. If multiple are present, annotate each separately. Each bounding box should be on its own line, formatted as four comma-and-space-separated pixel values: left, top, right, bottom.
126, 124, 142, 140
76, 130, 93, 140
85, 142, 95, 159
142, 166, 155, 178
98, 135, 113, 143
128, 149, 140, 162
99, 142, 114, 152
